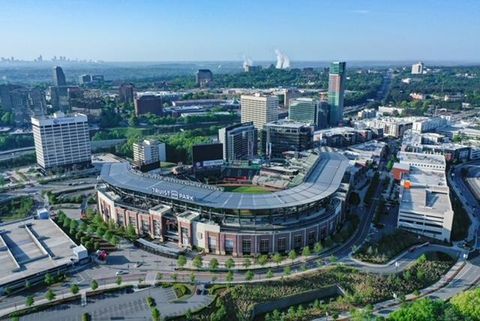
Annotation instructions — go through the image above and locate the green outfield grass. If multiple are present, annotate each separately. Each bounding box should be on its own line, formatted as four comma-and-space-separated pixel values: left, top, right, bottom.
223, 185, 273, 194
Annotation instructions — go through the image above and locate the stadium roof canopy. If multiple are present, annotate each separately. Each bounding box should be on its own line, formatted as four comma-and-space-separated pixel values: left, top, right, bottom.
99, 152, 349, 210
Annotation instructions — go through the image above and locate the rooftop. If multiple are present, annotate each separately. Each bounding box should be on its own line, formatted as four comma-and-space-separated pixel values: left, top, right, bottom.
99, 151, 349, 210
0, 218, 78, 286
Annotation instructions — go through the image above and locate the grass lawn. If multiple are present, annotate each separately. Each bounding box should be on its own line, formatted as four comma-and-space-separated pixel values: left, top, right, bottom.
223, 185, 273, 194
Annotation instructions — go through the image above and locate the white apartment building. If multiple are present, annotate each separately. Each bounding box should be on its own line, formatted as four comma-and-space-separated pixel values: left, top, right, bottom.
411, 62, 424, 75
31, 112, 91, 171
396, 152, 453, 242
240, 94, 278, 130
133, 139, 166, 166
412, 116, 449, 133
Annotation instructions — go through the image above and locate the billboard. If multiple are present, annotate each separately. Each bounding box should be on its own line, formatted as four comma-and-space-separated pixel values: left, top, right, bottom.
192, 143, 223, 168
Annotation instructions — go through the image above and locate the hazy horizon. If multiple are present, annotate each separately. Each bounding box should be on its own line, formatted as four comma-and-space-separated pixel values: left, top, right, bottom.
1, 0, 479, 62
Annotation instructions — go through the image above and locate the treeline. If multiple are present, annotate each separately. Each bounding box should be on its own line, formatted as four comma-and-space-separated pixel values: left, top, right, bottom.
0, 134, 34, 151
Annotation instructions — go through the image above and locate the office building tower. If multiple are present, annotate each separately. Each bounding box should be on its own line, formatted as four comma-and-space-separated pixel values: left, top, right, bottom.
283, 88, 301, 108
218, 122, 257, 162
264, 120, 313, 158
289, 98, 328, 128
134, 94, 163, 116
133, 139, 166, 171
31, 112, 91, 171
195, 69, 213, 87
52, 66, 67, 87
240, 94, 278, 130
327, 62, 346, 126
79, 74, 92, 85
9, 87, 30, 125
411, 62, 424, 75
49, 86, 70, 112
119, 83, 135, 104
28, 88, 47, 116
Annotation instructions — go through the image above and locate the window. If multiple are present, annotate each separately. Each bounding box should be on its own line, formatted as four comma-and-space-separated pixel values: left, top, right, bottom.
242, 239, 251, 255
293, 234, 303, 250
225, 239, 234, 255
208, 237, 217, 252
308, 231, 316, 245
277, 237, 287, 253
259, 239, 269, 254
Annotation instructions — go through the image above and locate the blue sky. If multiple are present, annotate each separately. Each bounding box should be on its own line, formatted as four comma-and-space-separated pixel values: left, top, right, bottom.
1, 0, 479, 62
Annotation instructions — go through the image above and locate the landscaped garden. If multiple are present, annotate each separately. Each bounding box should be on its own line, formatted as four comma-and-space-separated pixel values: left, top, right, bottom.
353, 229, 432, 264
0, 196, 34, 222
173, 251, 454, 321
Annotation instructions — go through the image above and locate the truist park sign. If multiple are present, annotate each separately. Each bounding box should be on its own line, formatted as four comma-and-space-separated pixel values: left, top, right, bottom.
151, 187, 195, 201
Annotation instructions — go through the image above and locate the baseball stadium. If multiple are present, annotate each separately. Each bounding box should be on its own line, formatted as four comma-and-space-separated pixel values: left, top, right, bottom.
97, 150, 350, 256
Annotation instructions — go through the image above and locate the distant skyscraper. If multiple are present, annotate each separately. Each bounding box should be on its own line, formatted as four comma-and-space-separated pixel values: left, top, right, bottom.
328, 62, 346, 126
195, 69, 213, 87
79, 74, 92, 85
119, 83, 135, 104
28, 88, 47, 116
240, 94, 278, 130
53, 66, 67, 86
411, 62, 424, 75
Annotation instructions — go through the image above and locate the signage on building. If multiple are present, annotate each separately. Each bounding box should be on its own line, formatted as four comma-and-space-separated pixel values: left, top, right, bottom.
151, 187, 195, 201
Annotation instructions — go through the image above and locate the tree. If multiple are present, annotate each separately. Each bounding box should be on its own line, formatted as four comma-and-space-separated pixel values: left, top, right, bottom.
226, 270, 234, 283
273, 253, 283, 265
243, 258, 252, 268
26, 295, 34, 307
128, 114, 139, 127
257, 255, 269, 266
146, 296, 156, 308
350, 305, 375, 321
44, 273, 54, 286
192, 256, 203, 269
116, 276, 122, 285
266, 269, 274, 279
82, 313, 90, 321
245, 270, 254, 281
209, 258, 219, 271
284, 266, 292, 276
302, 246, 312, 257
70, 284, 80, 295
151, 307, 161, 321
171, 273, 178, 282
45, 289, 56, 301
177, 255, 187, 268
314, 242, 323, 254
225, 257, 235, 270
126, 224, 137, 239
451, 287, 480, 320
91, 279, 99, 290
288, 250, 297, 262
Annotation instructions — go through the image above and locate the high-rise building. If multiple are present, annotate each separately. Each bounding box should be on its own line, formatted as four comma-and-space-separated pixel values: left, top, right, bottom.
195, 69, 213, 87
288, 98, 328, 128
218, 122, 257, 162
31, 112, 91, 171
411, 62, 424, 75
134, 94, 163, 116
28, 88, 47, 116
9, 87, 30, 125
264, 119, 313, 158
133, 139, 166, 171
119, 83, 135, 104
49, 86, 70, 112
79, 74, 92, 85
240, 94, 278, 130
52, 66, 67, 87
328, 62, 346, 126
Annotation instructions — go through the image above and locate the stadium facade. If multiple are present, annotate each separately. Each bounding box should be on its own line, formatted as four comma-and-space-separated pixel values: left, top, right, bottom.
97, 151, 350, 256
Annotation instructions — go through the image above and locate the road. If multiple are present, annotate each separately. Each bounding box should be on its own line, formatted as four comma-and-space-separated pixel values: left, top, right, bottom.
449, 161, 480, 248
